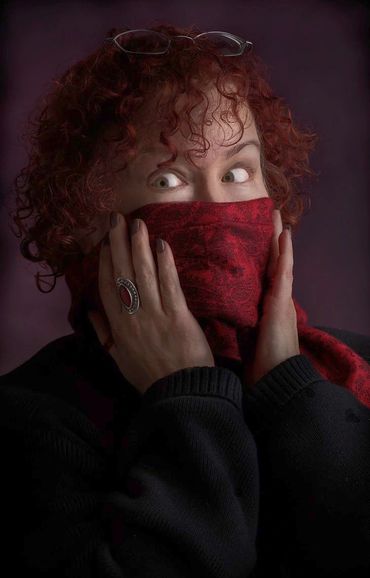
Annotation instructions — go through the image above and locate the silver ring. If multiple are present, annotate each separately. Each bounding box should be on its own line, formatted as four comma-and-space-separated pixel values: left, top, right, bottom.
116, 277, 140, 314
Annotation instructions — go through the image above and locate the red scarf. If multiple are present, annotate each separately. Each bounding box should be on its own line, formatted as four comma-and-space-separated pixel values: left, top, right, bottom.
64, 197, 370, 409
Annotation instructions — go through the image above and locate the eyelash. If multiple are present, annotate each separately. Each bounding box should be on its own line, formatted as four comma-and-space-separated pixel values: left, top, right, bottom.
149, 164, 257, 190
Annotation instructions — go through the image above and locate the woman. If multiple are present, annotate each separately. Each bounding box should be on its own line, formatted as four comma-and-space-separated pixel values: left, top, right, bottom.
1, 24, 369, 577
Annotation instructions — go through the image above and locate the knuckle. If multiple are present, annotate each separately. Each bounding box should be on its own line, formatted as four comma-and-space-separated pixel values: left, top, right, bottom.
136, 264, 154, 284
284, 271, 294, 281
283, 266, 294, 280
162, 276, 178, 295
158, 254, 176, 284
167, 293, 188, 317
112, 313, 140, 340
160, 265, 182, 297
170, 309, 188, 330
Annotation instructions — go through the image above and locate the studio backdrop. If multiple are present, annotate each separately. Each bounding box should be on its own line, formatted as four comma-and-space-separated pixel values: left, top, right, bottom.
0, 0, 369, 375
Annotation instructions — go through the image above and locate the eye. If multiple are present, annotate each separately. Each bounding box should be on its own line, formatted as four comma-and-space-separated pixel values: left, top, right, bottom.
150, 165, 255, 190
221, 167, 252, 184
151, 172, 183, 190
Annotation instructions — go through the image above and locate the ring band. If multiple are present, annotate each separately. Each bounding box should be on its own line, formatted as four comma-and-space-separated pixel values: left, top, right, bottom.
116, 276, 141, 315
102, 277, 140, 353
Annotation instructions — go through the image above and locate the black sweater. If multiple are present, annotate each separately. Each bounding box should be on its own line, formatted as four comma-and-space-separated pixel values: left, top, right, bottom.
0, 325, 369, 578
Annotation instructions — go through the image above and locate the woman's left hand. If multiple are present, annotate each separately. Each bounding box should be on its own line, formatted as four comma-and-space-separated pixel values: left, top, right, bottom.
243, 209, 300, 388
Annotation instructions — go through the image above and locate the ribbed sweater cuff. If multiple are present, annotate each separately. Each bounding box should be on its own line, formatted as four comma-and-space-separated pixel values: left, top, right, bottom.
141, 366, 243, 412
242, 354, 326, 437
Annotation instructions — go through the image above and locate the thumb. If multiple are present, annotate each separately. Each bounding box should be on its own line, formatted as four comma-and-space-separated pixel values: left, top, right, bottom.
87, 310, 115, 354
267, 209, 283, 283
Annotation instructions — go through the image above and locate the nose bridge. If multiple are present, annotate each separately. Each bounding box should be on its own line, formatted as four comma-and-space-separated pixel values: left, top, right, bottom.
194, 171, 229, 202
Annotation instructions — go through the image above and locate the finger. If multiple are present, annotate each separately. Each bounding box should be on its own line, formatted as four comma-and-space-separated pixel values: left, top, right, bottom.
109, 211, 136, 289
267, 209, 284, 281
156, 239, 188, 316
112, 214, 162, 311
98, 236, 127, 333
270, 226, 294, 302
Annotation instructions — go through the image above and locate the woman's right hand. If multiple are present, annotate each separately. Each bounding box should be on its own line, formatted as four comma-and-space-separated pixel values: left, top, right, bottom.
88, 212, 215, 396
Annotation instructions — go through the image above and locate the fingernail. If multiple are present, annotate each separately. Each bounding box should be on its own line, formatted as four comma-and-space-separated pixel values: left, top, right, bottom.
156, 238, 165, 253
110, 212, 118, 228
131, 219, 140, 235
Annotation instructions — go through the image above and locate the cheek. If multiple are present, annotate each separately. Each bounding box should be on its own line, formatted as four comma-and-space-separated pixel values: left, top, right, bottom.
248, 183, 270, 201
255, 174, 270, 198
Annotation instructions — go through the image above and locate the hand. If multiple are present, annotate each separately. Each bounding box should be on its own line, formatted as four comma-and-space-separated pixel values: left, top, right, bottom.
242, 209, 300, 388
88, 213, 215, 396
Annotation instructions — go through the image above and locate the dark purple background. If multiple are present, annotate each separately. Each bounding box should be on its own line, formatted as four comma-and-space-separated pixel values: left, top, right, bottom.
1, 0, 369, 375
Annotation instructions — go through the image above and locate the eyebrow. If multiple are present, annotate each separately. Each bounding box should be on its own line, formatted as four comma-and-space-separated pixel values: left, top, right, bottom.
222, 139, 261, 159
139, 139, 261, 160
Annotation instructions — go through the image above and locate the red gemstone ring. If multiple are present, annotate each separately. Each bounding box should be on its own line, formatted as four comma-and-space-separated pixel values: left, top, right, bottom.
115, 276, 141, 315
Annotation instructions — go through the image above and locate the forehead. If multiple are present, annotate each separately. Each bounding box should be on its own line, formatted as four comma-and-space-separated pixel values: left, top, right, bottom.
133, 83, 258, 159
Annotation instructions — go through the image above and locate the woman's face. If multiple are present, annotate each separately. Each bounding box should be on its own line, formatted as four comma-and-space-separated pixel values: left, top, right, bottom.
78, 91, 269, 253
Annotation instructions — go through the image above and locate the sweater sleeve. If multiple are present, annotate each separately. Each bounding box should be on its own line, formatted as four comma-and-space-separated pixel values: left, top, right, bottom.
0, 365, 260, 578
242, 354, 370, 578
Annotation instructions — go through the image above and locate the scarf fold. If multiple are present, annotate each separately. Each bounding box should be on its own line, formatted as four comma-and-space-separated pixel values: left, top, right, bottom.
64, 197, 370, 409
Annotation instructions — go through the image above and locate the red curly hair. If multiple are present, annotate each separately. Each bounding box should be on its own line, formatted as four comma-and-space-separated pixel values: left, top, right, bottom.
8, 22, 318, 293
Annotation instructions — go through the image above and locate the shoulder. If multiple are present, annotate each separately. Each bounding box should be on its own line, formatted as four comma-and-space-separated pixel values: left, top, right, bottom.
0, 331, 133, 412
0, 333, 85, 397
0, 331, 120, 424
0, 333, 89, 427
0, 333, 110, 456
